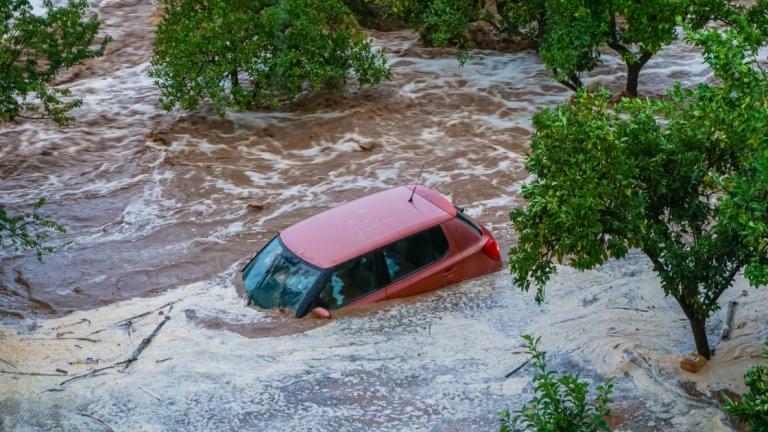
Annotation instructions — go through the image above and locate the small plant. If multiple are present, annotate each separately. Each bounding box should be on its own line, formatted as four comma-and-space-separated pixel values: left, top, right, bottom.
724, 342, 768, 431
499, 335, 614, 432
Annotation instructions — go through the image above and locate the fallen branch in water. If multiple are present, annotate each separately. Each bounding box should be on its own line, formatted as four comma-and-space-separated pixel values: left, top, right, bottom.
138, 385, 161, 401
60, 315, 171, 385
59, 363, 126, 386
1, 369, 67, 377
611, 307, 650, 313
50, 318, 91, 332
720, 300, 738, 340
22, 337, 100, 343
0, 358, 17, 369
80, 412, 115, 432
505, 358, 531, 378
123, 315, 171, 370
88, 301, 176, 335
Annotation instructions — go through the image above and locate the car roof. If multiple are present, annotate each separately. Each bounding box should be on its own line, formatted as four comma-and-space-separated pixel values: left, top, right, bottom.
280, 186, 456, 269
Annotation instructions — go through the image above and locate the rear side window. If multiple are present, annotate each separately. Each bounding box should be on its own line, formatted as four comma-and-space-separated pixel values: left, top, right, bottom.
455, 207, 483, 236
318, 252, 380, 310
382, 226, 449, 282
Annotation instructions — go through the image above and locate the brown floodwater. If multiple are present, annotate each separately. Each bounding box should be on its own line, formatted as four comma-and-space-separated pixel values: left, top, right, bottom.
0, 0, 711, 324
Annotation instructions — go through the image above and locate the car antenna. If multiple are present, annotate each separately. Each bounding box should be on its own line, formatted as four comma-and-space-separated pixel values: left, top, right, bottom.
408, 164, 425, 204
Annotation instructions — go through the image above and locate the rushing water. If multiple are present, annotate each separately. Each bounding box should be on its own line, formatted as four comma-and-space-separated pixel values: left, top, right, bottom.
3, 1, 763, 431
0, 0, 711, 322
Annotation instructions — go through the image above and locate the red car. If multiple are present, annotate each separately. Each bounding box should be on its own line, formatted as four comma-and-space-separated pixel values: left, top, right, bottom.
242, 186, 502, 318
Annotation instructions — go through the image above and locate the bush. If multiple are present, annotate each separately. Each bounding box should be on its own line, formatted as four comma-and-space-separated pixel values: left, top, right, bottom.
499, 335, 614, 432
725, 342, 768, 431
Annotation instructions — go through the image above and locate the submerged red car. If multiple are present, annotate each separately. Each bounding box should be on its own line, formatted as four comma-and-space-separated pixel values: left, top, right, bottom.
242, 186, 502, 318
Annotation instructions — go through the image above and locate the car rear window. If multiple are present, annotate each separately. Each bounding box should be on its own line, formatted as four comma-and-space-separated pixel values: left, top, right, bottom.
382, 225, 449, 283
455, 207, 483, 236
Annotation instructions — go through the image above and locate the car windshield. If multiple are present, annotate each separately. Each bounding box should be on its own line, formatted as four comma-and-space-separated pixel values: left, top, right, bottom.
242, 236, 322, 312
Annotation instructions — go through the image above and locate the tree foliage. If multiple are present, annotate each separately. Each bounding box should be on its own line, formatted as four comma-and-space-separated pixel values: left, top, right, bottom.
380, 0, 764, 96
1, 0, 110, 126
499, 335, 614, 432
0, 198, 65, 260
508, 17, 768, 358
724, 342, 768, 431
150, 0, 390, 115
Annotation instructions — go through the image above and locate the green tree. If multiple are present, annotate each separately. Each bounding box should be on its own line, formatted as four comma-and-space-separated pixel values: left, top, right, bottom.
724, 342, 768, 431
0, 198, 65, 260
1, 0, 110, 126
499, 335, 613, 432
381, 0, 759, 96
508, 19, 768, 359
150, 0, 390, 115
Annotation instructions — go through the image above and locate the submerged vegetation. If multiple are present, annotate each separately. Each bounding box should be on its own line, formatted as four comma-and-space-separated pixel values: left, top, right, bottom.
150, 0, 390, 115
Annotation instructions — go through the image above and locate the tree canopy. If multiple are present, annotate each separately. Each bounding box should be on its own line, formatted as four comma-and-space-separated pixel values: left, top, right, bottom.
150, 0, 390, 115
380, 0, 762, 96
1, 0, 110, 125
508, 16, 768, 358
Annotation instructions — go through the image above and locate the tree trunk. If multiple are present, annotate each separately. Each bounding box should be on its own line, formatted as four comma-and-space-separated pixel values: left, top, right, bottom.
688, 315, 711, 359
230, 69, 239, 93
624, 52, 652, 97
625, 63, 641, 97
678, 299, 711, 359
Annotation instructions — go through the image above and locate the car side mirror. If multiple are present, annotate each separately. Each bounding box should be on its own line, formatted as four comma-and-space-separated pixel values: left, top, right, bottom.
310, 306, 332, 319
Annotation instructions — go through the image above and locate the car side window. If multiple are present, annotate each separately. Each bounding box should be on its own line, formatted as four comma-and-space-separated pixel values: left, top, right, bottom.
318, 253, 380, 310
382, 226, 449, 282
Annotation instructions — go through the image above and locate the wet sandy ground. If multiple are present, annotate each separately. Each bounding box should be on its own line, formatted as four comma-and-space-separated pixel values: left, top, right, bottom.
1, 0, 766, 430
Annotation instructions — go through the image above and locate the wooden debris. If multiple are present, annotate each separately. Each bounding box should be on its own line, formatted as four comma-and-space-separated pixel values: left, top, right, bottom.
155, 357, 173, 364
60, 363, 126, 386
80, 412, 115, 432
0, 369, 67, 377
505, 358, 531, 378
138, 386, 161, 401
88, 301, 176, 335
720, 301, 738, 340
61, 315, 171, 385
123, 315, 171, 370
50, 318, 91, 332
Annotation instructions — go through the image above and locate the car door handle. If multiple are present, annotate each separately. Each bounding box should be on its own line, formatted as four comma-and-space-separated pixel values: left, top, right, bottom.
443, 267, 455, 276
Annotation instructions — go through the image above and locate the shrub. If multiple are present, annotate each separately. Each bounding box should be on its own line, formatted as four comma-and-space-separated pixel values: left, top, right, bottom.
499, 335, 614, 432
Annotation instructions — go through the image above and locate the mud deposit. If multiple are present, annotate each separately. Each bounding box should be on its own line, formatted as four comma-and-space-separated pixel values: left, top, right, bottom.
1, 0, 766, 430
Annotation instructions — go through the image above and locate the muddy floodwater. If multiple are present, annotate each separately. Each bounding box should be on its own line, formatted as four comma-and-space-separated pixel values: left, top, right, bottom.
1, 0, 766, 430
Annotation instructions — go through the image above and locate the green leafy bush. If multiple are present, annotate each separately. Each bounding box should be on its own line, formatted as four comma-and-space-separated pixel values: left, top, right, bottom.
0, 198, 65, 260
725, 342, 768, 431
150, 0, 390, 115
499, 335, 614, 432
1, 0, 110, 125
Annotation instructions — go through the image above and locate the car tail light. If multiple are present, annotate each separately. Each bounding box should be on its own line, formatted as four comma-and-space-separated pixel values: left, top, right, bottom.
482, 237, 501, 261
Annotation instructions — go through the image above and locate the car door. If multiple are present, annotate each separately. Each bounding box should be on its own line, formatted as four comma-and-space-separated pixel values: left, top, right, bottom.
315, 251, 388, 310
382, 224, 463, 299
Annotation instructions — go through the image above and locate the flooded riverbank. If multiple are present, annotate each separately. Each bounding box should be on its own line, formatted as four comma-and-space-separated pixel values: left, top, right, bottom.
1, 0, 765, 430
